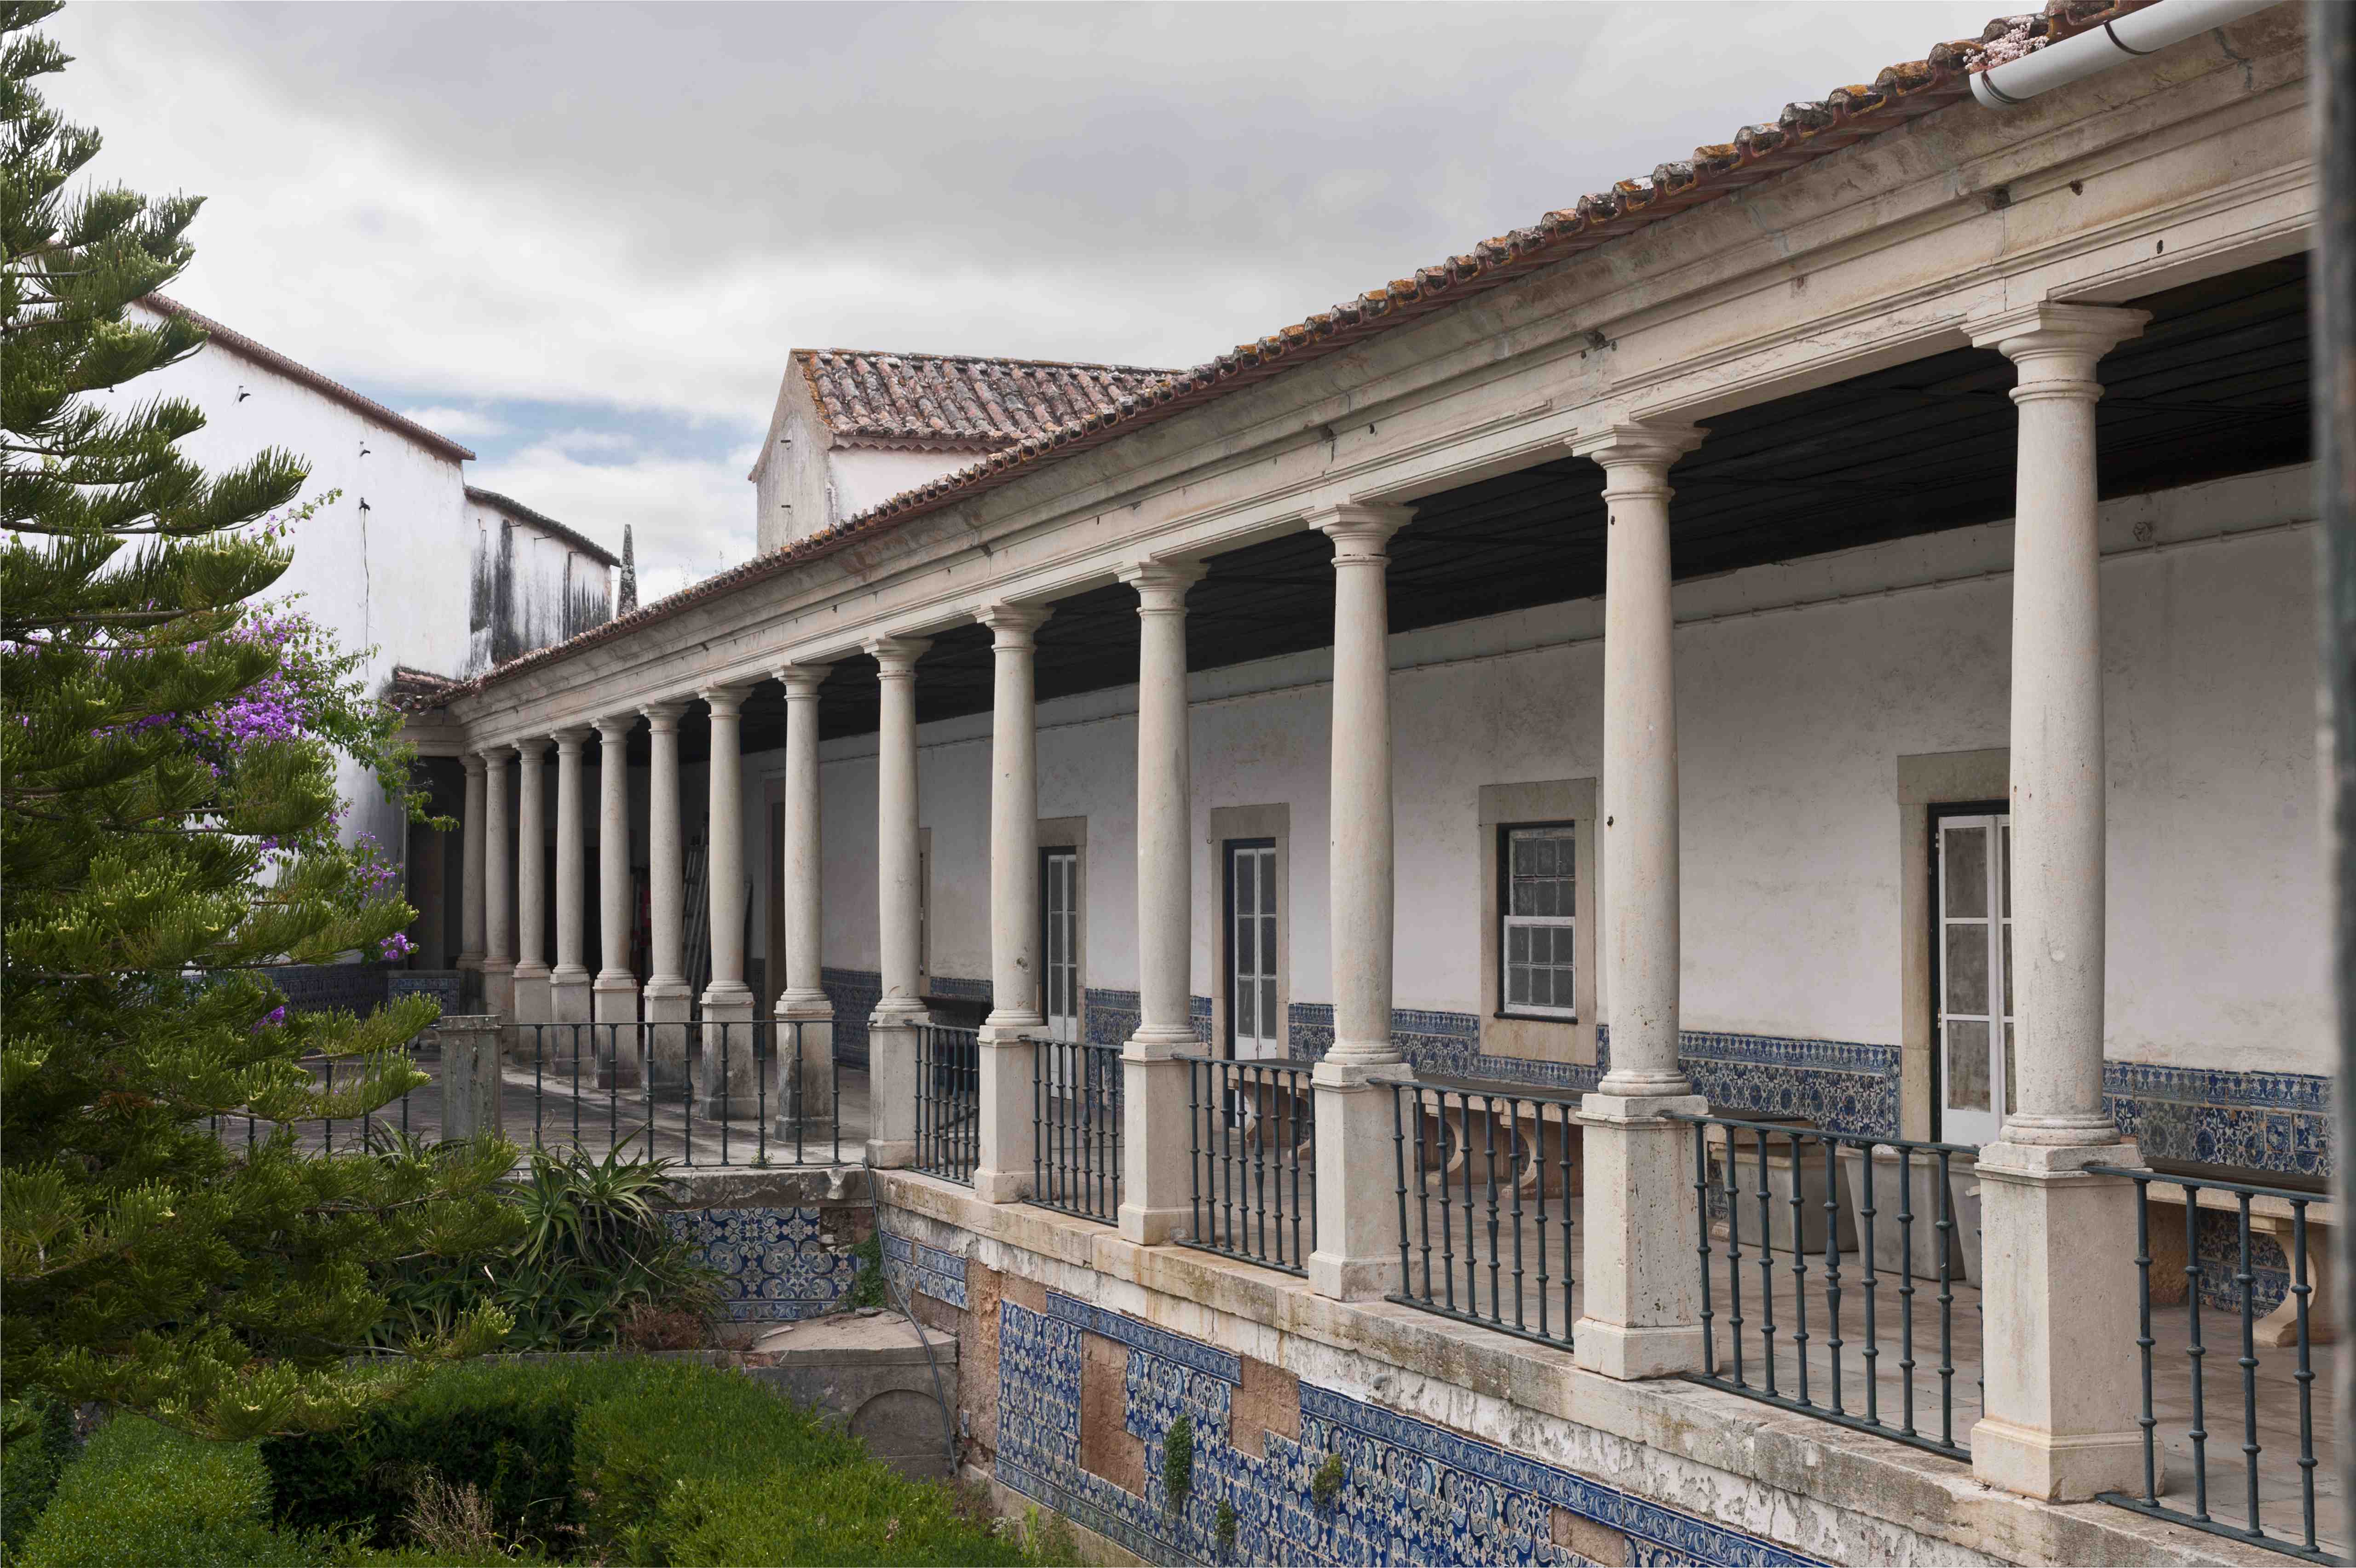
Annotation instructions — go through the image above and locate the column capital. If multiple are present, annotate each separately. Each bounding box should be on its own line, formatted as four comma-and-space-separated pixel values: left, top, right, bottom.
1118, 557, 1206, 614
771, 662, 834, 698
1972, 303, 2149, 407
1307, 502, 1411, 559
511, 735, 549, 760
974, 599, 1054, 647
462, 752, 488, 776
551, 726, 594, 751
593, 714, 636, 744
864, 635, 932, 676
640, 699, 689, 728
698, 683, 753, 718
1571, 420, 1706, 474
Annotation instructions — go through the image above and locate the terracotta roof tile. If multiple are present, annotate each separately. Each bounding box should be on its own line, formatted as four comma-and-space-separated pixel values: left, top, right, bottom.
141, 295, 477, 464
465, 486, 622, 568
795, 349, 1181, 451
456, 0, 2168, 701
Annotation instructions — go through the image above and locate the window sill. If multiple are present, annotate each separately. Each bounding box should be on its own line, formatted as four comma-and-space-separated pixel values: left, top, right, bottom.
1493, 1011, 1578, 1026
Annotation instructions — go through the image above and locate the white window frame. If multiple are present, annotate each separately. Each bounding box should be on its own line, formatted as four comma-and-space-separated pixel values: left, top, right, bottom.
1498, 822, 1578, 1022
1227, 839, 1281, 1059
1042, 846, 1080, 1045
1934, 809, 2013, 1147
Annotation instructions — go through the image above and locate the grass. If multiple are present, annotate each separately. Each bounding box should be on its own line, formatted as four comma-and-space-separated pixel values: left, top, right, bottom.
16, 1357, 1043, 1568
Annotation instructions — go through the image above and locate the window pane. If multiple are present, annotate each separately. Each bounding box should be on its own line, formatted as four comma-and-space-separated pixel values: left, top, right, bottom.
1529, 967, 1553, 1007
1508, 967, 1529, 1005
2000, 822, 2012, 918
1947, 1020, 1991, 1111
1235, 854, 1254, 914
1259, 915, 1276, 974
1944, 923, 1990, 1015
2001, 923, 2013, 1018
1259, 854, 1276, 916
1237, 983, 1255, 1037
1261, 980, 1278, 1040
1508, 925, 1529, 964
2003, 1022, 2017, 1116
1943, 825, 1988, 918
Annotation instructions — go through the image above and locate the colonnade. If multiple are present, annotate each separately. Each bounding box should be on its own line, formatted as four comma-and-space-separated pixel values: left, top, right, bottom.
449, 302, 2142, 1501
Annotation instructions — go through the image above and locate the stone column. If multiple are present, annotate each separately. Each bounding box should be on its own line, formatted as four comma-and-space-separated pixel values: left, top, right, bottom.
481, 749, 516, 1017
640, 702, 692, 1090
772, 663, 835, 1137
593, 716, 641, 1088
1571, 421, 1711, 1379
1115, 560, 1204, 1244
458, 754, 487, 977
511, 737, 552, 1027
865, 637, 932, 1168
1966, 301, 2149, 1501
974, 602, 1054, 1202
1306, 505, 1412, 1299
549, 728, 593, 1025
697, 684, 758, 1120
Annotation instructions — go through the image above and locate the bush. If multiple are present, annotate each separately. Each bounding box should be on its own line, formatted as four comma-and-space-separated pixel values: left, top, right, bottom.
1, 1393, 78, 1552
259, 1377, 578, 1552
15, 1416, 316, 1568
22, 1357, 1041, 1567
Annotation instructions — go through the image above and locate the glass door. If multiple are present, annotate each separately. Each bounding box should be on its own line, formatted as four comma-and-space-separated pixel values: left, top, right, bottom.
1042, 848, 1079, 1044
1227, 840, 1280, 1059
1935, 811, 2013, 1147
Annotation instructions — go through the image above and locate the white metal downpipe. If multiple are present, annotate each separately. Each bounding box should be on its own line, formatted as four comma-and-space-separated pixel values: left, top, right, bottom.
1970, 0, 2285, 109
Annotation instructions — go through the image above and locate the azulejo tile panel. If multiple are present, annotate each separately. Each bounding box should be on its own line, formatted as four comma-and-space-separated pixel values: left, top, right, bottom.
996, 1294, 1826, 1568
882, 1230, 970, 1310
822, 966, 881, 1068
662, 1206, 858, 1323
2106, 1061, 2332, 1180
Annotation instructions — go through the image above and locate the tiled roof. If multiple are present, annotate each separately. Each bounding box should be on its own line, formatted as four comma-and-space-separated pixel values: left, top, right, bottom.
140, 295, 478, 464
796, 350, 1180, 451
386, 665, 461, 713
458, 0, 2161, 701
465, 486, 622, 568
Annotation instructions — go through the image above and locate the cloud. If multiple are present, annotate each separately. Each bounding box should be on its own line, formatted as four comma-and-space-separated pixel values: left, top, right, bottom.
42, 0, 2001, 598
398, 406, 508, 441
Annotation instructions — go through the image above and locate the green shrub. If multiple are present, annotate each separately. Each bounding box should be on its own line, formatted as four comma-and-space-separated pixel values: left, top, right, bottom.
17, 1417, 317, 1568
377, 1143, 720, 1355
1, 1393, 78, 1553
842, 1232, 887, 1310
1312, 1449, 1346, 1509
1162, 1412, 1193, 1504
650, 1457, 1029, 1567
260, 1375, 577, 1552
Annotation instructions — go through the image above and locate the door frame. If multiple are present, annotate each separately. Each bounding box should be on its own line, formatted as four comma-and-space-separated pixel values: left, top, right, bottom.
1928, 797, 2010, 1146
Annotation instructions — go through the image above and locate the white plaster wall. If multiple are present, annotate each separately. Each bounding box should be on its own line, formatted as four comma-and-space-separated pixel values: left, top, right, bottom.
767, 465, 2323, 1075
832, 448, 975, 523
128, 306, 470, 861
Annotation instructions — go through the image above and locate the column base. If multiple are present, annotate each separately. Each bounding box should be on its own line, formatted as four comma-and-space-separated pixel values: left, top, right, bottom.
1117, 1201, 1191, 1247
770, 1007, 836, 1140
550, 966, 593, 1024
642, 983, 692, 1091
1970, 1418, 2145, 1502
867, 1139, 916, 1170
1307, 1056, 1411, 1300
974, 1023, 1040, 1206
593, 976, 640, 1088
1573, 1090, 1710, 1378
483, 961, 516, 1020
1970, 1139, 2145, 1502
694, 990, 759, 1121
512, 965, 553, 1026
1572, 1321, 1708, 1381
1120, 1047, 1192, 1246
867, 1016, 922, 1162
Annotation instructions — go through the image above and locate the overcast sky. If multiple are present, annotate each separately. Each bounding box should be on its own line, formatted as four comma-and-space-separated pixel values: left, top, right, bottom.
49, 1, 1997, 603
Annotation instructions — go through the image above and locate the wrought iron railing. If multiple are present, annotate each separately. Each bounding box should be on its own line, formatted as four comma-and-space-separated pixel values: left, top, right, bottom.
1673, 1113, 1979, 1462
915, 1022, 980, 1184
2088, 1166, 2338, 1565
1031, 1038, 1123, 1223
1389, 1078, 1581, 1350
215, 1018, 849, 1168
1178, 1054, 1315, 1274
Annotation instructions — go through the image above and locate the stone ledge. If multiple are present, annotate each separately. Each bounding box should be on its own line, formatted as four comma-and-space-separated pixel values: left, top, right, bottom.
879, 1169, 2293, 1568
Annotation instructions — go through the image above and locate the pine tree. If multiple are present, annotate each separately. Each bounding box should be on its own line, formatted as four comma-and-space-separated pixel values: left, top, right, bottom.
0, 0, 517, 1439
